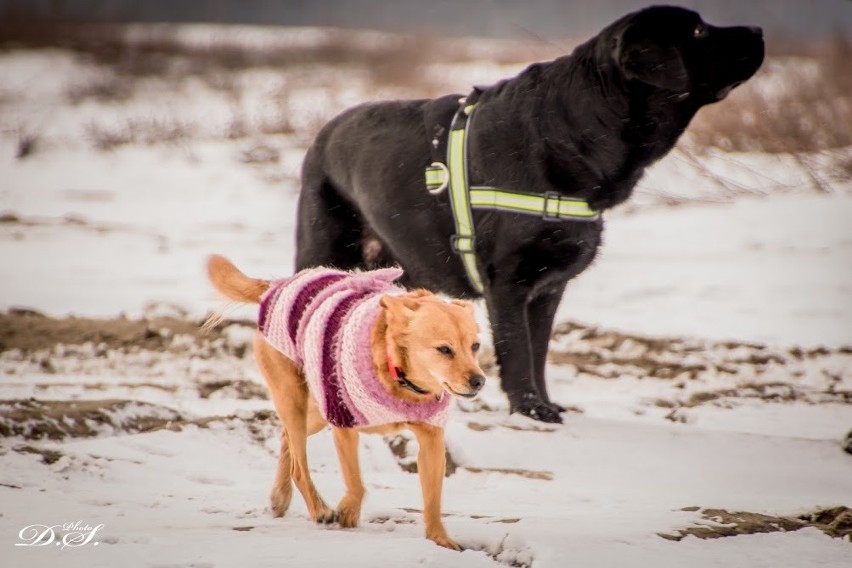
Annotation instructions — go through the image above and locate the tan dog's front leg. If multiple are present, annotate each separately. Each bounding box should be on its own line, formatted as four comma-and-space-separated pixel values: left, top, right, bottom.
332, 427, 364, 527
409, 423, 460, 550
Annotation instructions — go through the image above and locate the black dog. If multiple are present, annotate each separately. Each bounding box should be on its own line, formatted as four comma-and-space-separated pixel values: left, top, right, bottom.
294, 5, 764, 422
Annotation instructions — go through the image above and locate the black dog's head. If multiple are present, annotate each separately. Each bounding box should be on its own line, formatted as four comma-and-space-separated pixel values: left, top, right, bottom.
608, 5, 764, 103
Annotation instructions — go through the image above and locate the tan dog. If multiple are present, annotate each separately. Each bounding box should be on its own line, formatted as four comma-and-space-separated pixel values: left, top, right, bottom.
206, 255, 485, 550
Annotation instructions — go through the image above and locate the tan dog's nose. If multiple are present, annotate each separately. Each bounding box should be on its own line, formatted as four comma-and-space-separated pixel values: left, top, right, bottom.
468, 374, 485, 392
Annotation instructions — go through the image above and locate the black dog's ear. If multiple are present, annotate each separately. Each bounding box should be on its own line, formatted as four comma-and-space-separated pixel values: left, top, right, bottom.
616, 38, 689, 92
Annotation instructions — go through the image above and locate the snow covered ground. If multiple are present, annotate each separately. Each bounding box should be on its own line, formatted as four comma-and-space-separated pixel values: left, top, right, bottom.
1, 25, 850, 568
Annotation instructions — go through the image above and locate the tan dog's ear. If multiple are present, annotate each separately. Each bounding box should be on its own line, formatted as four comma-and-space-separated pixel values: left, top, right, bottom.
451, 299, 475, 316
408, 289, 434, 299
380, 294, 422, 327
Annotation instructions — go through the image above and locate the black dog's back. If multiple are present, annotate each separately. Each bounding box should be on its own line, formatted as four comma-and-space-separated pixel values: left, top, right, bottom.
297, 95, 477, 292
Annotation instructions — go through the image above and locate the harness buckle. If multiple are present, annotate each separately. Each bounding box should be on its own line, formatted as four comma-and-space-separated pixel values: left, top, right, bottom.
425, 162, 449, 195
450, 234, 475, 253
542, 192, 562, 222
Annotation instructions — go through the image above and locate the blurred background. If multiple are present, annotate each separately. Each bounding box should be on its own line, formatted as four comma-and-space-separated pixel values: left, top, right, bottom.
2, 0, 852, 40
1, 5, 851, 564
0, 0, 850, 335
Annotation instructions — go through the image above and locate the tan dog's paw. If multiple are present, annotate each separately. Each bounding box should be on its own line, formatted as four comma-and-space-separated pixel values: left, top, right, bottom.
313, 505, 339, 524
428, 530, 462, 551
269, 486, 292, 518
335, 496, 362, 528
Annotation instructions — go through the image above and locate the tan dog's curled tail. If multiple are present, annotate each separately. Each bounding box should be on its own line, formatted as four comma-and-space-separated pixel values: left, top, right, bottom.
207, 254, 270, 304
203, 255, 270, 332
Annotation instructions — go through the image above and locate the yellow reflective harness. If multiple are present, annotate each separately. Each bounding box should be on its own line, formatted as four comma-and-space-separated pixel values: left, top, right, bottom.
425, 99, 600, 294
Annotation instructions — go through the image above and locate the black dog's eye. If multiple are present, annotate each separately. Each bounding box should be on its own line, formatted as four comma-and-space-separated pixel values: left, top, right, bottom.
693, 23, 708, 39
437, 345, 454, 357
472, 342, 480, 353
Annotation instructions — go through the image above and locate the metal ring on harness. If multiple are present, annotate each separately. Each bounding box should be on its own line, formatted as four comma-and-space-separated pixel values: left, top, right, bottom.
426, 162, 450, 195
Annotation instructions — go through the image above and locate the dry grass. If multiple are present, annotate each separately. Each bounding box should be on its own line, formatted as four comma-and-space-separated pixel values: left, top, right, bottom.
679, 36, 852, 193
0, 20, 452, 89
0, 19, 459, 149
85, 117, 194, 151
66, 74, 134, 105
688, 36, 852, 155
4, 18, 850, 181
239, 143, 280, 165
255, 102, 296, 136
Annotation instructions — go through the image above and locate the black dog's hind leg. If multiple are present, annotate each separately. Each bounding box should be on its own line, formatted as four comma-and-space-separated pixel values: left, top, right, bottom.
527, 286, 568, 413
295, 161, 364, 271
485, 281, 563, 424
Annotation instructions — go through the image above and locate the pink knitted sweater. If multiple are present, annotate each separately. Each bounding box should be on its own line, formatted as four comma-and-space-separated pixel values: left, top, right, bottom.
258, 267, 451, 428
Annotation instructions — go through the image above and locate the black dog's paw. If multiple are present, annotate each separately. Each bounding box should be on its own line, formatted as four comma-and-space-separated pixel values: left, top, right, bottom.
512, 396, 564, 424
842, 428, 852, 455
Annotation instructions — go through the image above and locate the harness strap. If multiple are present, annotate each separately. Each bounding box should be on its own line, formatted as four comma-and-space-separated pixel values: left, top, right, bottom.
446, 102, 485, 294
427, 94, 601, 295
469, 188, 599, 220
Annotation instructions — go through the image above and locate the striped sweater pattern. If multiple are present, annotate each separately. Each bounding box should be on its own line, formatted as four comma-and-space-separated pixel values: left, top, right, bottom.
258, 267, 451, 428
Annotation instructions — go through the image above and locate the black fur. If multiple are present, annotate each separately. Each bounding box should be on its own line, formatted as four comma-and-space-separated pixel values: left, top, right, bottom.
294, 6, 765, 422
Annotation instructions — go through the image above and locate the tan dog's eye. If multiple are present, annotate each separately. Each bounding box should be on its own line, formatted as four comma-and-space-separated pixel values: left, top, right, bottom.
694, 23, 708, 38
436, 345, 454, 357
472, 342, 480, 352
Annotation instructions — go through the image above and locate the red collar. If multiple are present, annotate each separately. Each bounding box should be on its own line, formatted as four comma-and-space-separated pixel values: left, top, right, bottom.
386, 353, 431, 395
386, 354, 404, 382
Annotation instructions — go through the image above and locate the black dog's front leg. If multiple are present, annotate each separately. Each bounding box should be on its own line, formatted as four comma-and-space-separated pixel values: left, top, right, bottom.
527, 285, 567, 411
485, 281, 562, 424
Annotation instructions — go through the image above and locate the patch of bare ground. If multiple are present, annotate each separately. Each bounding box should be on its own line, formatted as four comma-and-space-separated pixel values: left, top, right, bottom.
386, 433, 551, 480
0, 309, 260, 381
196, 379, 267, 400
0, 311, 265, 406
660, 506, 852, 542
0, 398, 280, 443
385, 433, 458, 476
464, 467, 553, 481
4, 312, 847, 415
663, 383, 851, 423
13, 444, 63, 465
0, 399, 183, 440
548, 320, 851, 400
0, 308, 246, 353
465, 418, 578, 432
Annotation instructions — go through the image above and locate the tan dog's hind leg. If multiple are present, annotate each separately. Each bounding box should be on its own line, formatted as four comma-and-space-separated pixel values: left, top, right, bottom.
254, 335, 334, 523
270, 429, 293, 517
270, 397, 327, 517
332, 427, 364, 528
408, 423, 460, 550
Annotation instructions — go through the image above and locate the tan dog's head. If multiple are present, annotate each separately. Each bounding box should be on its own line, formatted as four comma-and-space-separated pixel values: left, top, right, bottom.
379, 290, 485, 402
